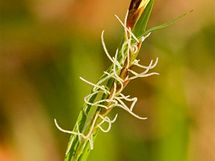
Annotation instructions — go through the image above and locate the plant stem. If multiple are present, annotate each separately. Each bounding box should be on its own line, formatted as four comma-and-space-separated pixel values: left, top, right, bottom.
62, 1, 156, 161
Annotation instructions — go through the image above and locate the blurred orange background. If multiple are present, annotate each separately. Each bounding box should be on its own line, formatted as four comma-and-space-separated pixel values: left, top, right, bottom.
0, 0, 214, 161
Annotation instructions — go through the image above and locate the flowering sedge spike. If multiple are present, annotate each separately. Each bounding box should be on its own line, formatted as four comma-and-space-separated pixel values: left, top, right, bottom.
54, 1, 161, 161
55, 12, 158, 161
54, 0, 189, 160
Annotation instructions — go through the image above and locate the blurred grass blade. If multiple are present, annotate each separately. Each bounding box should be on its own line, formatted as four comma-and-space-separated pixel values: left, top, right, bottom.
144, 10, 193, 35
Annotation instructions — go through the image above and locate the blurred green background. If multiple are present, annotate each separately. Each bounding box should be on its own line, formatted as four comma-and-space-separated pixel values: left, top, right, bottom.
0, 0, 214, 161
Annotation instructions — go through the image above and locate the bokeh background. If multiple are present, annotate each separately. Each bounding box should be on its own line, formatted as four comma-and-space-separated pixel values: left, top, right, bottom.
0, 0, 214, 161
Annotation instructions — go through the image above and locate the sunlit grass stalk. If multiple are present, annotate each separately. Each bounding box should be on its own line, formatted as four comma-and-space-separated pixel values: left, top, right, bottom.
55, 1, 155, 161
54, 0, 189, 160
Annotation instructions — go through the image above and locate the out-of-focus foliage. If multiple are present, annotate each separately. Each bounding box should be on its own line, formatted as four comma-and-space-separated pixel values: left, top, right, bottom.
0, 0, 214, 161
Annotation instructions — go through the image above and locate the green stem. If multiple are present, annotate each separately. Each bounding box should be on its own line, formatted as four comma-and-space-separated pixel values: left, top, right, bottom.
63, 1, 155, 160
64, 77, 114, 161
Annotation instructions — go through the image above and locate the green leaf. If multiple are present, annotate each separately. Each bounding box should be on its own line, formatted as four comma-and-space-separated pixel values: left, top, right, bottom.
144, 10, 193, 35
132, 0, 154, 37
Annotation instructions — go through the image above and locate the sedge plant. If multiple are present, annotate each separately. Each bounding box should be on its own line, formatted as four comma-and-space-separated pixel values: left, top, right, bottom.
54, 0, 191, 161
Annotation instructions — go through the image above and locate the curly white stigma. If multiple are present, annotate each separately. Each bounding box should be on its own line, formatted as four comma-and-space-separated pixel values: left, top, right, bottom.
55, 12, 159, 153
